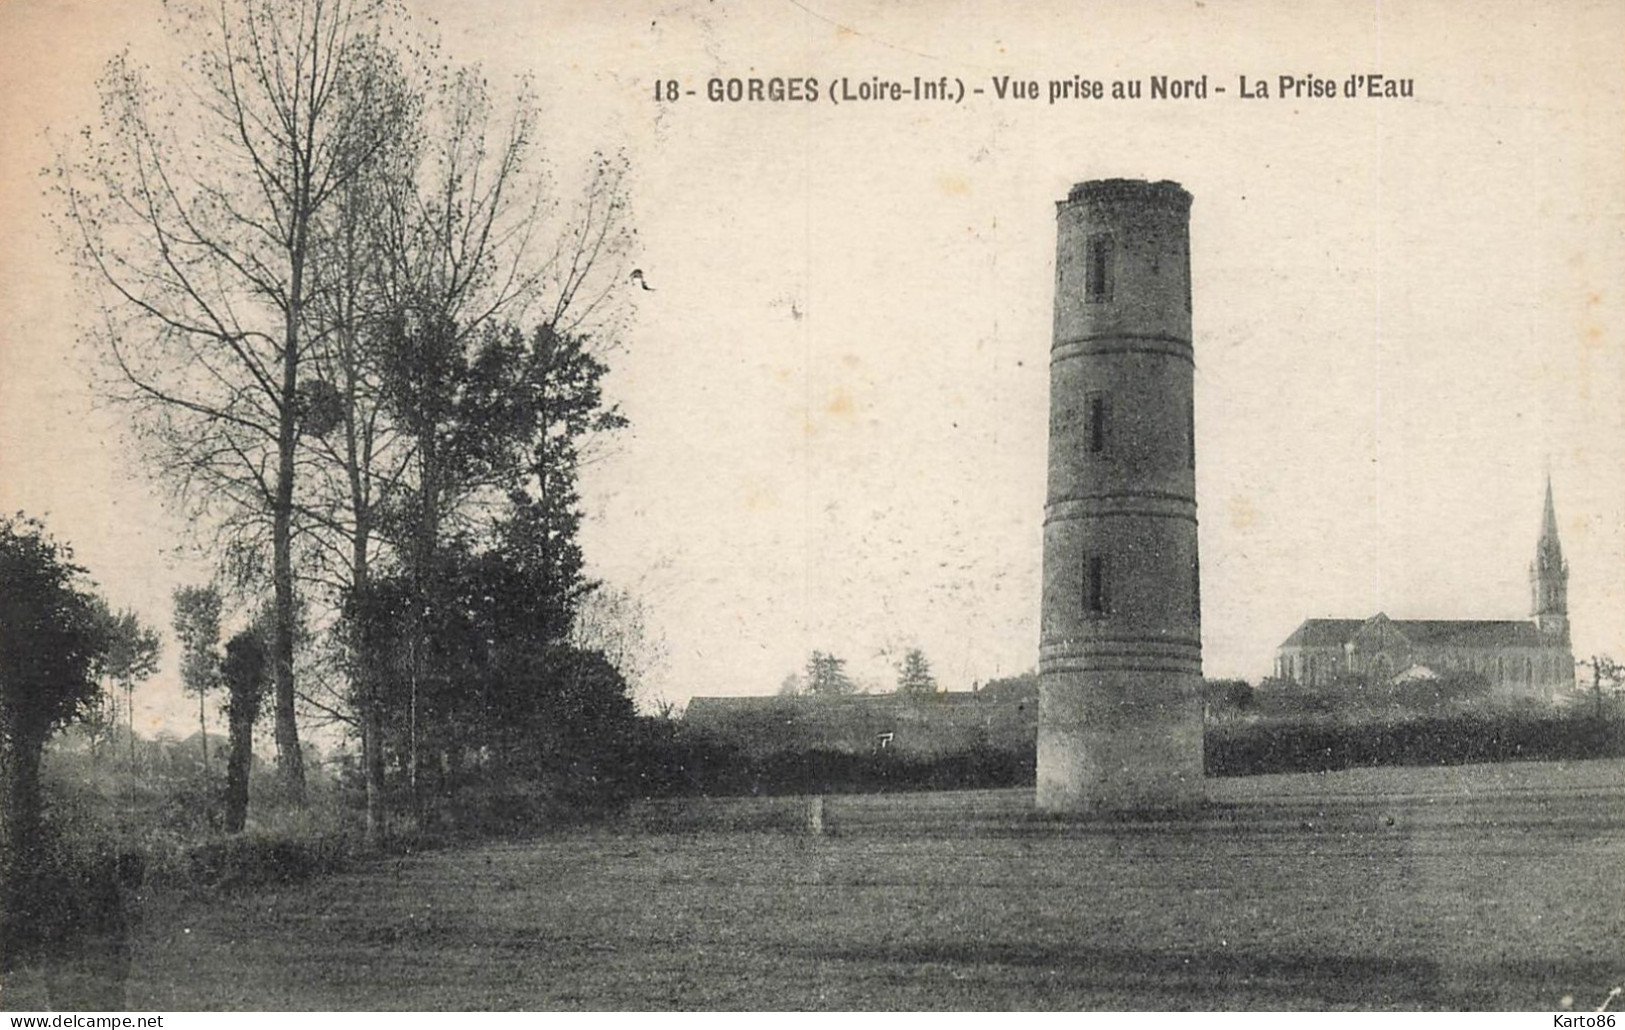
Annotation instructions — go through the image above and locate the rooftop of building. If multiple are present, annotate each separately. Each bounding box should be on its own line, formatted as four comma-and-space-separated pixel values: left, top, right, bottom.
1280, 615, 1550, 650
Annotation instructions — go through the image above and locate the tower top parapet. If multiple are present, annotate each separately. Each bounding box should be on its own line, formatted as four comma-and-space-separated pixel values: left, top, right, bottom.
1061, 179, 1191, 212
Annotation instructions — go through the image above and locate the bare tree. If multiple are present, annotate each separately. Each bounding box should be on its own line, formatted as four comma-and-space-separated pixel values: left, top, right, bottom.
57, 0, 410, 802
295, 40, 418, 844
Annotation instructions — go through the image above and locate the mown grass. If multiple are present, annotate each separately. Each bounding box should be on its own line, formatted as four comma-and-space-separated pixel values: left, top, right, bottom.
4, 759, 1621, 1011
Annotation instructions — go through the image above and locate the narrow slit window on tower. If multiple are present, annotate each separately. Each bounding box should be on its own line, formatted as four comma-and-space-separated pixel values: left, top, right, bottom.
1086, 235, 1113, 303
1086, 391, 1109, 454
1083, 553, 1109, 617
1183, 239, 1192, 313
1186, 393, 1196, 469
1191, 554, 1201, 623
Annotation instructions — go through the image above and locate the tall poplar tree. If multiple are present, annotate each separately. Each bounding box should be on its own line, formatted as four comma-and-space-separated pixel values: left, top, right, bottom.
60, 0, 410, 801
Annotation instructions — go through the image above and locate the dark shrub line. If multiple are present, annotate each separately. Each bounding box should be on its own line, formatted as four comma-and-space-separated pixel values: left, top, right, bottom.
636, 739, 1036, 797
1204, 708, 1625, 777
644, 709, 1623, 796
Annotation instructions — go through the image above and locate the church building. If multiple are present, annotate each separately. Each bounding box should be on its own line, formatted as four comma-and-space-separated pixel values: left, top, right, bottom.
1274, 481, 1575, 700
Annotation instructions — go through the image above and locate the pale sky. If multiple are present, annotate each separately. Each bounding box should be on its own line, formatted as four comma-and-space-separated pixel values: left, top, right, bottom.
2, 0, 1622, 737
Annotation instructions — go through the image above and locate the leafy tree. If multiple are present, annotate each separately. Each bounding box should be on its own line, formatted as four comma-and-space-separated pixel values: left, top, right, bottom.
351, 543, 639, 827
1201, 678, 1255, 719
479, 641, 638, 816
0, 516, 109, 966
978, 669, 1039, 702
343, 317, 628, 826
896, 648, 938, 696
172, 586, 223, 768
805, 651, 855, 697
95, 603, 161, 771
220, 627, 270, 833
308, 137, 631, 834
1577, 655, 1624, 718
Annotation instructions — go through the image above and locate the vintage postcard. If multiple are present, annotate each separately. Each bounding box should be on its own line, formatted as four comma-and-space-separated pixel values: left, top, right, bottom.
0, 0, 1620, 1014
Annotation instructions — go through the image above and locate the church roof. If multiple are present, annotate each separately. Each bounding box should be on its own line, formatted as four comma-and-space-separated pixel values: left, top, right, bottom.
1280, 617, 1544, 650
1279, 619, 1365, 647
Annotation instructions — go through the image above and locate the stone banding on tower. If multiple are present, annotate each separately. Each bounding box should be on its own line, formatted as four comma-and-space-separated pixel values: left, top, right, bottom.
1037, 178, 1205, 812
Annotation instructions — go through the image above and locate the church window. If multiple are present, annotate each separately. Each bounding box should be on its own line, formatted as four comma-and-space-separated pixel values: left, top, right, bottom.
1086, 235, 1113, 303
1086, 392, 1109, 454
1083, 553, 1109, 617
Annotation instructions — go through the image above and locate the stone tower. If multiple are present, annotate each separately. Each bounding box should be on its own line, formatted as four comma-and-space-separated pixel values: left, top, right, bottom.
1530, 476, 1569, 643
1037, 179, 1204, 813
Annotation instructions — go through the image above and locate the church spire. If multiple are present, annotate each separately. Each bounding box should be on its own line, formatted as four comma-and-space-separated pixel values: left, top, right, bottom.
1531, 475, 1569, 640
1540, 475, 1560, 547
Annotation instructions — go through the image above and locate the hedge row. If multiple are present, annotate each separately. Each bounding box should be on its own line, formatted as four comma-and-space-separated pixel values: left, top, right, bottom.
1204, 708, 1625, 777
646, 740, 1035, 797
656, 709, 1623, 796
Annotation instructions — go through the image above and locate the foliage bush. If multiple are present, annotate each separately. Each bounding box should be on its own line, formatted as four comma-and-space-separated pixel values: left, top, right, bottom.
150, 831, 353, 892
640, 698, 1623, 795
1205, 705, 1625, 777
1233, 671, 1498, 723
631, 729, 1037, 797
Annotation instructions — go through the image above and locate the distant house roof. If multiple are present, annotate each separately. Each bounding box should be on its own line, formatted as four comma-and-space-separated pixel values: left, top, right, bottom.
1280, 616, 1544, 650
683, 695, 793, 718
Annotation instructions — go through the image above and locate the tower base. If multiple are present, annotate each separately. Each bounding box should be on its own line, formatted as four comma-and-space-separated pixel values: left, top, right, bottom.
1036, 670, 1205, 813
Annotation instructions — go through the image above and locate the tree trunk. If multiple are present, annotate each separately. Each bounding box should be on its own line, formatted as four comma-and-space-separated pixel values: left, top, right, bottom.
408, 429, 440, 828
271, 463, 305, 803
198, 689, 209, 770
345, 384, 386, 845
125, 681, 135, 777
361, 698, 387, 846
408, 641, 421, 828
223, 691, 255, 834
0, 723, 47, 967
272, 238, 307, 804
0, 731, 43, 861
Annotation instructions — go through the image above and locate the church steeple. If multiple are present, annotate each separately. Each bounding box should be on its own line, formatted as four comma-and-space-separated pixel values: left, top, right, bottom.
1530, 476, 1569, 640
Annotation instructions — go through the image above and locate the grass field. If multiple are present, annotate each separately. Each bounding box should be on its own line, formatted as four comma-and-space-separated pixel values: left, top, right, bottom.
7, 758, 1624, 1011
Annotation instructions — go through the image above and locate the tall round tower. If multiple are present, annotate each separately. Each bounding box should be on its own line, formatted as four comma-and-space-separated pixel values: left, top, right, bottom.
1037, 178, 1204, 812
